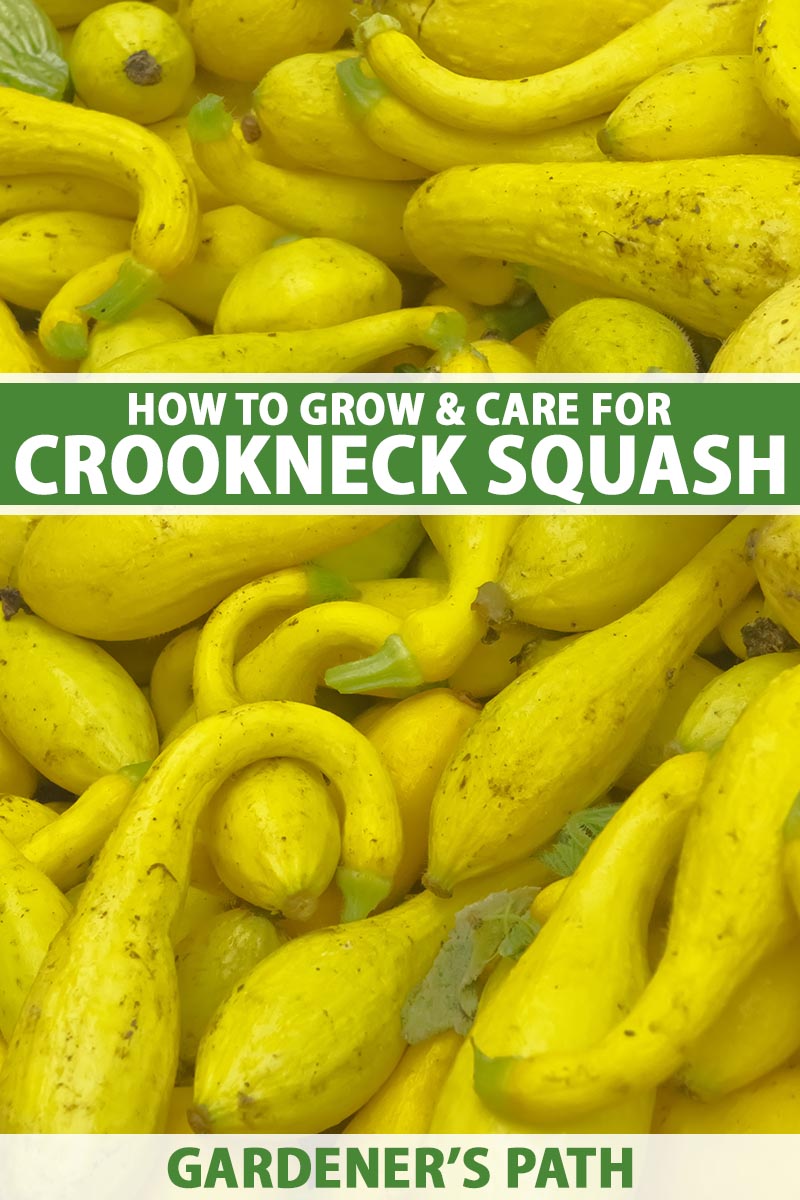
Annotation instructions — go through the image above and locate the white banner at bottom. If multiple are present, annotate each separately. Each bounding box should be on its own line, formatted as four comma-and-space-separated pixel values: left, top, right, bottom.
0, 1135, 791, 1200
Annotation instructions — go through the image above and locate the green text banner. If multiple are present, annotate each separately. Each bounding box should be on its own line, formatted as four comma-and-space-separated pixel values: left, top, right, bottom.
0, 376, 791, 509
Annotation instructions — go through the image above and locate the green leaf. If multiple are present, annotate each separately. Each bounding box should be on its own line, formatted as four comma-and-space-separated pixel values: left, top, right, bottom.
0, 0, 70, 101
401, 886, 540, 1043
498, 912, 540, 959
538, 802, 622, 877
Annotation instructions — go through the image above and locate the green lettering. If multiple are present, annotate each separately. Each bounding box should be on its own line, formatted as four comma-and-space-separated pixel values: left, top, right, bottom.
601, 1148, 633, 1189
415, 1149, 445, 1189
535, 1149, 568, 1189
168, 1148, 201, 1189
243, 1149, 273, 1188
204, 1149, 237, 1189
463, 1148, 490, 1189
508, 1149, 536, 1188
278, 1149, 311, 1188
385, 1148, 409, 1189
566, 1148, 596, 1188
316, 1148, 340, 1188
347, 1149, 379, 1188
